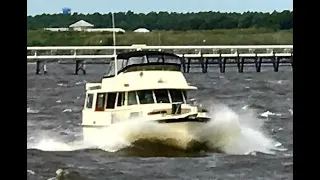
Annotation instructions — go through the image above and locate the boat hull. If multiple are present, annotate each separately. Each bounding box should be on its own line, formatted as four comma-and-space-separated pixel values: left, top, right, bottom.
82, 116, 210, 143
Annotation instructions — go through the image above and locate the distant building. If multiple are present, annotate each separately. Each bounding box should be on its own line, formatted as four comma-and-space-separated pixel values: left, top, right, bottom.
86, 28, 125, 33
43, 28, 69, 32
69, 20, 94, 31
133, 28, 150, 33
43, 20, 126, 33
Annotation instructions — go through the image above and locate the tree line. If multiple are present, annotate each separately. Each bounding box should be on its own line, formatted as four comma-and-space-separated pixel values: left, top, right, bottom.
27, 10, 293, 31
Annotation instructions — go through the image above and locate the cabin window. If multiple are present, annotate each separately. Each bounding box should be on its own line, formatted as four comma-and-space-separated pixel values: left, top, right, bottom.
142, 55, 148, 63
120, 59, 127, 68
169, 89, 184, 103
127, 56, 144, 66
106, 93, 117, 109
105, 59, 127, 77
164, 55, 181, 64
117, 92, 125, 107
128, 91, 138, 105
86, 93, 94, 108
148, 55, 164, 63
95, 93, 106, 111
137, 90, 155, 104
154, 89, 170, 103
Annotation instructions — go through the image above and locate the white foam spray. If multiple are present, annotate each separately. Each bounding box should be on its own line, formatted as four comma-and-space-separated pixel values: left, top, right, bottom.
27, 103, 282, 155
193, 104, 277, 154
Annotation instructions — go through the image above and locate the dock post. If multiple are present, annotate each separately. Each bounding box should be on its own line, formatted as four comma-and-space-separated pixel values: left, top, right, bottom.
290, 53, 293, 70
255, 56, 262, 72
200, 58, 204, 73
74, 60, 86, 75
182, 54, 186, 73
204, 58, 209, 73
187, 58, 191, 73
200, 53, 207, 73
273, 55, 280, 72
219, 56, 226, 73
36, 60, 47, 75
36, 60, 41, 75
241, 57, 245, 73
236, 55, 244, 73
43, 62, 47, 74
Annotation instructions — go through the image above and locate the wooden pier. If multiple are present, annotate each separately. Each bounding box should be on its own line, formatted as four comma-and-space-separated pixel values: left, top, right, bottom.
27, 45, 293, 74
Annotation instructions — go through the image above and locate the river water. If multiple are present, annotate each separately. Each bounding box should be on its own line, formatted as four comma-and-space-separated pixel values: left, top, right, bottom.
27, 63, 293, 180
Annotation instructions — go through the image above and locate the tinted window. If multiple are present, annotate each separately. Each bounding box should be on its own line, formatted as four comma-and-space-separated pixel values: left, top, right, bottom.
128, 91, 138, 105
148, 55, 164, 63
95, 93, 106, 111
105, 59, 127, 77
164, 55, 181, 64
86, 94, 94, 108
106, 93, 117, 109
154, 89, 170, 103
169, 89, 184, 103
137, 90, 155, 104
127, 56, 144, 66
117, 92, 125, 107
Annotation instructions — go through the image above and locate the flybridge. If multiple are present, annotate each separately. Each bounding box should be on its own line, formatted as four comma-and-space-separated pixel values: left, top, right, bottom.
103, 50, 183, 78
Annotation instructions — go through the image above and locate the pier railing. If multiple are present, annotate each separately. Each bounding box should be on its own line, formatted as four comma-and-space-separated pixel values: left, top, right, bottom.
27, 45, 293, 74
27, 45, 293, 60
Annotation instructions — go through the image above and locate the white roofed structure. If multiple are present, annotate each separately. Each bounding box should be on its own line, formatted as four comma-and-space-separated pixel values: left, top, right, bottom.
133, 28, 150, 33
86, 28, 125, 33
69, 20, 94, 31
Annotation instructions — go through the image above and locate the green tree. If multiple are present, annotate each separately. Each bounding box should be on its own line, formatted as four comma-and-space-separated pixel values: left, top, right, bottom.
27, 10, 293, 30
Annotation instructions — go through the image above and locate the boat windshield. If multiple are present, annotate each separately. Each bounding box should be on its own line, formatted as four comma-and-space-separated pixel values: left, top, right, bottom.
104, 53, 182, 77
105, 59, 127, 77
126, 89, 187, 105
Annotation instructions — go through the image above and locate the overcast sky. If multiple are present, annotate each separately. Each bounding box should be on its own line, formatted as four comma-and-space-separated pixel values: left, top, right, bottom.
27, 0, 293, 15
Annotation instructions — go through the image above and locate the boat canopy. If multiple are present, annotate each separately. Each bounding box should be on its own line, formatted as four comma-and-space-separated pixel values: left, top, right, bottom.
104, 51, 185, 77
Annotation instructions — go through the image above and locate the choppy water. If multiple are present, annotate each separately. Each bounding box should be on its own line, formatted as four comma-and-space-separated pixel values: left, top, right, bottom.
27, 64, 293, 180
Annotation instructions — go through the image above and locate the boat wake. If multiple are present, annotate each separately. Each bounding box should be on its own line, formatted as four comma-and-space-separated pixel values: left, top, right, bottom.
27, 103, 285, 156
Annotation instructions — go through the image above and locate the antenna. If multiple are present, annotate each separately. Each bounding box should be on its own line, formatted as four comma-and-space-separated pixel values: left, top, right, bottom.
111, 12, 118, 76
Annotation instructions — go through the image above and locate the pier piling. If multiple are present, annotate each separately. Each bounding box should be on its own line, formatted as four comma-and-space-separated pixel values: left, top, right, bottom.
74, 60, 86, 75
255, 57, 262, 72
36, 60, 47, 75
